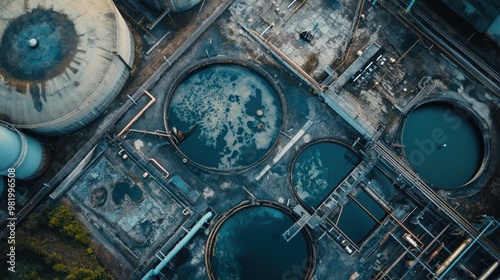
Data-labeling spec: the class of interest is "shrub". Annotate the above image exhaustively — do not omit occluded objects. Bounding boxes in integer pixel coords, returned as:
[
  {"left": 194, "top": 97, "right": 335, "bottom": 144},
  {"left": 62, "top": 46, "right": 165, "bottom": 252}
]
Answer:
[{"left": 48, "top": 206, "right": 90, "bottom": 245}]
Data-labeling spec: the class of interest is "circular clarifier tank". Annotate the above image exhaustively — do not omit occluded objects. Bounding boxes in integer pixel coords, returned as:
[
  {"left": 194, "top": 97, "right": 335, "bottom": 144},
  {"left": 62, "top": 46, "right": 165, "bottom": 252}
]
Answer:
[
  {"left": 291, "top": 140, "right": 361, "bottom": 210},
  {"left": 402, "top": 102, "right": 485, "bottom": 189},
  {"left": 165, "top": 58, "right": 283, "bottom": 172},
  {"left": 206, "top": 202, "right": 315, "bottom": 280}
]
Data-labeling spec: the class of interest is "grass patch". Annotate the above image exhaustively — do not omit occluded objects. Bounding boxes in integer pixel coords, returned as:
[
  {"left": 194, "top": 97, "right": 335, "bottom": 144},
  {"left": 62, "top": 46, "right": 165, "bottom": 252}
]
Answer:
[{"left": 1, "top": 205, "right": 112, "bottom": 280}]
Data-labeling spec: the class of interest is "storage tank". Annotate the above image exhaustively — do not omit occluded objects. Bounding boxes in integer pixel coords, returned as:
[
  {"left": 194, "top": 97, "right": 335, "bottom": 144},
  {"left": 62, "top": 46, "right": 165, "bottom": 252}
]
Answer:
[
  {"left": 139, "top": 0, "right": 203, "bottom": 13},
  {"left": 0, "top": 0, "right": 134, "bottom": 137},
  {"left": 403, "top": 233, "right": 419, "bottom": 249},
  {"left": 0, "top": 122, "right": 51, "bottom": 180}
]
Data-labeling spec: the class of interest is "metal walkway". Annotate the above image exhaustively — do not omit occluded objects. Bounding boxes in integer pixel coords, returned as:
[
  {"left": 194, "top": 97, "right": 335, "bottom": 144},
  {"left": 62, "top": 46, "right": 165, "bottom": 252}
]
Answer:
[
  {"left": 282, "top": 159, "right": 376, "bottom": 241},
  {"left": 373, "top": 141, "right": 500, "bottom": 260}
]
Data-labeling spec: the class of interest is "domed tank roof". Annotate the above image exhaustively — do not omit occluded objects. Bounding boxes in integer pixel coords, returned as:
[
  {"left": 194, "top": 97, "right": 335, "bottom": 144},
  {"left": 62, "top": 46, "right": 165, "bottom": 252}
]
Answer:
[{"left": 0, "top": 0, "right": 134, "bottom": 136}]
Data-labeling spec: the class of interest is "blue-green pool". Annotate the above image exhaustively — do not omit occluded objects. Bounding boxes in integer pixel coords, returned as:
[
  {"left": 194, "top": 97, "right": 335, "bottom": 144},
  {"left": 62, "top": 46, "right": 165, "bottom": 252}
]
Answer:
[
  {"left": 112, "top": 182, "right": 143, "bottom": 204},
  {"left": 336, "top": 191, "right": 386, "bottom": 245},
  {"left": 167, "top": 63, "right": 282, "bottom": 171},
  {"left": 402, "top": 102, "right": 483, "bottom": 188},
  {"left": 292, "top": 142, "right": 360, "bottom": 209},
  {"left": 210, "top": 206, "right": 311, "bottom": 280}
]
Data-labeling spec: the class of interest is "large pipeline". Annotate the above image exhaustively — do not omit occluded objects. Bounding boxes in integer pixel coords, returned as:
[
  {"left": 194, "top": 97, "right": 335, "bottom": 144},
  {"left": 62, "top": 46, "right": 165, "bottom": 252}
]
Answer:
[
  {"left": 117, "top": 90, "right": 156, "bottom": 138},
  {"left": 435, "top": 237, "right": 473, "bottom": 277},
  {"left": 142, "top": 212, "right": 213, "bottom": 279},
  {"left": 427, "top": 242, "right": 445, "bottom": 263},
  {"left": 477, "top": 261, "right": 498, "bottom": 280}
]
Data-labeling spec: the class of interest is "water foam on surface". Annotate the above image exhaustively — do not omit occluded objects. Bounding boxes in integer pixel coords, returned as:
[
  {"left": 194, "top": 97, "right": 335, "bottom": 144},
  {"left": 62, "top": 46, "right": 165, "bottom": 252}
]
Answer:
[
  {"left": 294, "top": 149, "right": 329, "bottom": 203},
  {"left": 169, "top": 64, "right": 282, "bottom": 170},
  {"left": 292, "top": 142, "right": 360, "bottom": 209}
]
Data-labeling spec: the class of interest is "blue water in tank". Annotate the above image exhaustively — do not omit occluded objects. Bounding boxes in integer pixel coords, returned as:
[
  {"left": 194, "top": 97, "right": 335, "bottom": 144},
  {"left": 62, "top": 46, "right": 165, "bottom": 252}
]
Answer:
[
  {"left": 402, "top": 102, "right": 483, "bottom": 188},
  {"left": 210, "top": 206, "right": 310, "bottom": 280},
  {"left": 0, "top": 125, "right": 48, "bottom": 180}
]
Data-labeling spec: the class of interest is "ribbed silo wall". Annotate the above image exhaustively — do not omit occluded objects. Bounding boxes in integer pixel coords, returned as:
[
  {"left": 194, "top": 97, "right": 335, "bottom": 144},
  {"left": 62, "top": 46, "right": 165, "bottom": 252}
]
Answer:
[
  {"left": 114, "top": 2, "right": 135, "bottom": 67},
  {"left": 17, "top": 1, "right": 134, "bottom": 137},
  {"left": 0, "top": 124, "right": 51, "bottom": 180},
  {"left": 30, "top": 56, "right": 132, "bottom": 136}
]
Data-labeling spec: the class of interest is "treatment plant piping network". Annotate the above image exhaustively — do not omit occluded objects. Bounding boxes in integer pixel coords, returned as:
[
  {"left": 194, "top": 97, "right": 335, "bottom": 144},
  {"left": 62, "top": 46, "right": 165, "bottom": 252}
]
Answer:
[
  {"left": 435, "top": 218, "right": 496, "bottom": 280},
  {"left": 142, "top": 211, "right": 213, "bottom": 280},
  {"left": 0, "top": 0, "right": 235, "bottom": 240},
  {"left": 373, "top": 141, "right": 500, "bottom": 261},
  {"left": 116, "top": 90, "right": 156, "bottom": 138}
]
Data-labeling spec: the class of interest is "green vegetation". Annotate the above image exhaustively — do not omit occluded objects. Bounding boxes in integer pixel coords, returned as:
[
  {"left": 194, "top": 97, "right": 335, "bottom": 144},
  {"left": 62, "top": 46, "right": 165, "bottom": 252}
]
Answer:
[
  {"left": 48, "top": 205, "right": 91, "bottom": 245},
  {"left": 1, "top": 205, "right": 113, "bottom": 280}
]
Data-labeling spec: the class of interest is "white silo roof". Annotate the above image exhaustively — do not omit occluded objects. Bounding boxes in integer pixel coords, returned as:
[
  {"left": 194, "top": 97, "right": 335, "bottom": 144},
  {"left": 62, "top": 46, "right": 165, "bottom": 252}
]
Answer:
[{"left": 0, "top": 0, "right": 134, "bottom": 136}]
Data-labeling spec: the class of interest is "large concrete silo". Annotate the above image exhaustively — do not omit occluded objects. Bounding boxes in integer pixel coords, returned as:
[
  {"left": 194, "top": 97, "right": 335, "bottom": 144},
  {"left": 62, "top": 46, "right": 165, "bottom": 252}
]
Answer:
[
  {"left": 0, "top": 0, "right": 134, "bottom": 137},
  {"left": 0, "top": 122, "right": 51, "bottom": 180}
]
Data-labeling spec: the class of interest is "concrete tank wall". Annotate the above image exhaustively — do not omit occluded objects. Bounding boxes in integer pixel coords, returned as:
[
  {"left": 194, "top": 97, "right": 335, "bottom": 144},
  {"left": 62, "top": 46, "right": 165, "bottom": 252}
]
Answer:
[
  {"left": 0, "top": 123, "right": 51, "bottom": 180},
  {"left": 139, "top": 0, "right": 203, "bottom": 13},
  {"left": 0, "top": 0, "right": 135, "bottom": 137},
  {"left": 169, "top": 0, "right": 203, "bottom": 12}
]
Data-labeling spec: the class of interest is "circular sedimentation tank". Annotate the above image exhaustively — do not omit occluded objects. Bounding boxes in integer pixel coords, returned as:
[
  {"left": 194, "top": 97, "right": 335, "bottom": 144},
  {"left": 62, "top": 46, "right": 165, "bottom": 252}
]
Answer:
[
  {"left": 206, "top": 201, "right": 315, "bottom": 280},
  {"left": 401, "top": 101, "right": 485, "bottom": 189},
  {"left": 138, "top": 0, "right": 203, "bottom": 13},
  {"left": 291, "top": 140, "right": 361, "bottom": 210},
  {"left": 0, "top": 0, "right": 134, "bottom": 136},
  {"left": 165, "top": 58, "right": 284, "bottom": 172}
]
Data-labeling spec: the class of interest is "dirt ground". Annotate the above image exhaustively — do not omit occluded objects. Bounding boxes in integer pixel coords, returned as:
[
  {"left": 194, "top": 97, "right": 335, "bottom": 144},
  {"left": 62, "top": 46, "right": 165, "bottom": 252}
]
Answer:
[{"left": 456, "top": 104, "right": 500, "bottom": 220}]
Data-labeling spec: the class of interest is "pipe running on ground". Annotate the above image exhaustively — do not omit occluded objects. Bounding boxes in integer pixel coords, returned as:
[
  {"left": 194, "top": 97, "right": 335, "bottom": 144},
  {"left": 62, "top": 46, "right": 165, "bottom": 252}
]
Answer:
[
  {"left": 142, "top": 212, "right": 213, "bottom": 280},
  {"left": 265, "top": 0, "right": 307, "bottom": 42},
  {"left": 117, "top": 90, "right": 156, "bottom": 138},
  {"left": 148, "top": 158, "right": 170, "bottom": 178}
]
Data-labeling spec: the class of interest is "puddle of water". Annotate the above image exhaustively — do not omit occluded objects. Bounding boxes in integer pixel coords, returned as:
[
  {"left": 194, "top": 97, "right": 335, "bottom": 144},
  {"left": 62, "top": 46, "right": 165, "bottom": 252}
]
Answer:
[{"left": 112, "top": 182, "right": 143, "bottom": 204}]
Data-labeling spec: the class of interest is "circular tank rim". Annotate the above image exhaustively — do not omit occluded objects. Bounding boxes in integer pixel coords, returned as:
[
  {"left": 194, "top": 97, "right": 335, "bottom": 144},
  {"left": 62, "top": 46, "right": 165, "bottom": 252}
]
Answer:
[
  {"left": 397, "top": 96, "right": 491, "bottom": 190},
  {"left": 164, "top": 56, "right": 287, "bottom": 174},
  {"left": 289, "top": 139, "right": 363, "bottom": 213},
  {"left": 204, "top": 200, "right": 316, "bottom": 280}
]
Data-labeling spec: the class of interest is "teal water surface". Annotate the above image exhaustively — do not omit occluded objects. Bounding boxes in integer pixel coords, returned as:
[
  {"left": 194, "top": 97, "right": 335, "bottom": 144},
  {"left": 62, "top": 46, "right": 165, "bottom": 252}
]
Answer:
[
  {"left": 336, "top": 191, "right": 385, "bottom": 245},
  {"left": 168, "top": 64, "right": 282, "bottom": 171},
  {"left": 211, "top": 206, "right": 310, "bottom": 280},
  {"left": 403, "top": 102, "right": 483, "bottom": 188},
  {"left": 292, "top": 142, "right": 360, "bottom": 209},
  {"left": 112, "top": 182, "right": 143, "bottom": 204}
]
